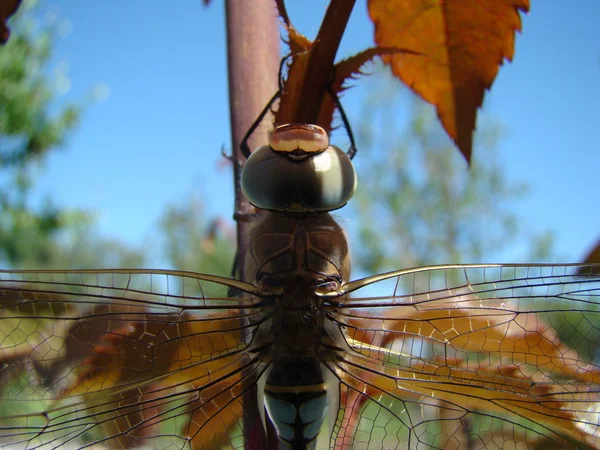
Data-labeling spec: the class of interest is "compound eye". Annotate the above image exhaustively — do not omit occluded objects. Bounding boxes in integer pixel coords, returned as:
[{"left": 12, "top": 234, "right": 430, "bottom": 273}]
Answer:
[{"left": 269, "top": 124, "right": 329, "bottom": 155}]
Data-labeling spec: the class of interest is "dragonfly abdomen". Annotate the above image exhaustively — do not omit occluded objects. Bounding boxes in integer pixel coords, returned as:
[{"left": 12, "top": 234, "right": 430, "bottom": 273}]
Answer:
[{"left": 264, "top": 359, "right": 327, "bottom": 450}]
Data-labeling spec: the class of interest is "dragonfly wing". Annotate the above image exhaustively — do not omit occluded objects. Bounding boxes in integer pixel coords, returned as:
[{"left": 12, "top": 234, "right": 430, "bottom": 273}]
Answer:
[
  {"left": 0, "top": 270, "right": 270, "bottom": 450},
  {"left": 325, "top": 263, "right": 600, "bottom": 449}
]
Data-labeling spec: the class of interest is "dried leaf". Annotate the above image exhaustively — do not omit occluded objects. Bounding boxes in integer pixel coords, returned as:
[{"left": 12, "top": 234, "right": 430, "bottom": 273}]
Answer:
[
  {"left": 335, "top": 351, "right": 597, "bottom": 447},
  {"left": 346, "top": 297, "right": 600, "bottom": 385},
  {"left": 368, "top": 0, "right": 529, "bottom": 161},
  {"left": 341, "top": 291, "right": 600, "bottom": 447},
  {"left": 60, "top": 311, "right": 248, "bottom": 448},
  {"left": 0, "top": 285, "right": 73, "bottom": 385}
]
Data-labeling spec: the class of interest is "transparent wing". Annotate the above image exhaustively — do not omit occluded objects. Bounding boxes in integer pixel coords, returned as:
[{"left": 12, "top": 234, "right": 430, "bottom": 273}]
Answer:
[
  {"left": 0, "top": 270, "right": 270, "bottom": 450},
  {"left": 325, "top": 263, "right": 600, "bottom": 450}
]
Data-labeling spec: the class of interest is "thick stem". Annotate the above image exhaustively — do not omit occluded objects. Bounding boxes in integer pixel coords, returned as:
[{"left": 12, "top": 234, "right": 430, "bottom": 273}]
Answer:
[
  {"left": 226, "top": 0, "right": 279, "bottom": 234},
  {"left": 225, "top": 1, "right": 279, "bottom": 449},
  {"left": 296, "top": 0, "right": 355, "bottom": 124}
]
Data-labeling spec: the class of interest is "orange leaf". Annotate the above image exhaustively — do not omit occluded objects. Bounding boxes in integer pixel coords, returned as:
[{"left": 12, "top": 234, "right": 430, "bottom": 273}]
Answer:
[
  {"left": 342, "top": 292, "right": 600, "bottom": 447},
  {"left": 346, "top": 298, "right": 600, "bottom": 385},
  {"left": 335, "top": 351, "right": 598, "bottom": 447},
  {"left": 368, "top": 0, "right": 529, "bottom": 161}
]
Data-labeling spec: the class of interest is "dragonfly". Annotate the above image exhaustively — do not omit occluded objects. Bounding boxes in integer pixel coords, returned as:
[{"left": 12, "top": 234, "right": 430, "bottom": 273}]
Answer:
[{"left": 0, "top": 122, "right": 600, "bottom": 450}]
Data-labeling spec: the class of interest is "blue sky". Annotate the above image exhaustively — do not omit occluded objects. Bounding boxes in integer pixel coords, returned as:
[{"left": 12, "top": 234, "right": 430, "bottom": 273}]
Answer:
[{"left": 24, "top": 1, "right": 600, "bottom": 266}]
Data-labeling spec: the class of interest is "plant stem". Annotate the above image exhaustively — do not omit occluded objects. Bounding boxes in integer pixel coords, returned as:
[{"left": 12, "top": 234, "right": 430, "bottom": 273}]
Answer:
[
  {"left": 296, "top": 0, "right": 356, "bottom": 124},
  {"left": 225, "top": 1, "right": 279, "bottom": 448}
]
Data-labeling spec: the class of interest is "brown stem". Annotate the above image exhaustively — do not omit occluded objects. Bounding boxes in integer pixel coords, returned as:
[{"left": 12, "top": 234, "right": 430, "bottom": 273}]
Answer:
[
  {"left": 226, "top": 0, "right": 280, "bottom": 235},
  {"left": 225, "top": 1, "right": 280, "bottom": 449},
  {"left": 296, "top": 0, "right": 356, "bottom": 124}
]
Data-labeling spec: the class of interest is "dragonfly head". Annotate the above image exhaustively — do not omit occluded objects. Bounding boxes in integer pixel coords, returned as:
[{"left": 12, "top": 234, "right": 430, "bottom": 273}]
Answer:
[{"left": 241, "top": 124, "right": 357, "bottom": 212}]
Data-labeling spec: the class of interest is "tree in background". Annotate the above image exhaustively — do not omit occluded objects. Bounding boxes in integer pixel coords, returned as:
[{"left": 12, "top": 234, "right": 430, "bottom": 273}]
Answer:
[
  {"left": 159, "top": 196, "right": 234, "bottom": 276},
  {"left": 351, "top": 71, "right": 554, "bottom": 277},
  {"left": 0, "top": 0, "right": 146, "bottom": 269},
  {"left": 0, "top": 0, "right": 77, "bottom": 266}
]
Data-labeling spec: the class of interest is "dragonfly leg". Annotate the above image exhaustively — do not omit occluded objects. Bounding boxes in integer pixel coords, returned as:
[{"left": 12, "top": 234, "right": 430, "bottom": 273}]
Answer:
[
  {"left": 326, "top": 84, "right": 357, "bottom": 160},
  {"left": 240, "top": 91, "right": 280, "bottom": 158},
  {"left": 240, "top": 56, "right": 289, "bottom": 158},
  {"left": 230, "top": 209, "right": 259, "bottom": 278}
]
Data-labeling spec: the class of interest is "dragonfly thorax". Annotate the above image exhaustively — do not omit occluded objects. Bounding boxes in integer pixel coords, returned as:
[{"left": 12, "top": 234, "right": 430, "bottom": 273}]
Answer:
[
  {"left": 243, "top": 212, "right": 350, "bottom": 290},
  {"left": 265, "top": 281, "right": 327, "bottom": 358},
  {"left": 241, "top": 124, "right": 357, "bottom": 212}
]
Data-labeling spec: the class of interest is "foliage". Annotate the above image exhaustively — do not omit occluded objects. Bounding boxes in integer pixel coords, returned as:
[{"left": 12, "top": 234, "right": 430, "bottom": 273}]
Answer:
[
  {"left": 0, "top": 0, "right": 84, "bottom": 267},
  {"left": 159, "top": 196, "right": 235, "bottom": 277},
  {"left": 0, "top": 206, "right": 145, "bottom": 269},
  {"left": 1, "top": 0, "right": 79, "bottom": 174},
  {"left": 0, "top": 1, "right": 147, "bottom": 270}
]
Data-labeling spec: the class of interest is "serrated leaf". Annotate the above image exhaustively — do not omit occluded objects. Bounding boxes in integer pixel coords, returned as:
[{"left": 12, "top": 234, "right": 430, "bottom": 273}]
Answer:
[{"left": 368, "top": 0, "right": 529, "bottom": 162}]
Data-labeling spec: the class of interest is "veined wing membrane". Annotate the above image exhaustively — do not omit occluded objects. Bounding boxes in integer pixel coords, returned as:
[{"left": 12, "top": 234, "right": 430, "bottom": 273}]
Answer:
[
  {"left": 2, "top": 265, "right": 600, "bottom": 449},
  {"left": 326, "top": 263, "right": 600, "bottom": 449},
  {"left": 0, "top": 269, "right": 270, "bottom": 450}
]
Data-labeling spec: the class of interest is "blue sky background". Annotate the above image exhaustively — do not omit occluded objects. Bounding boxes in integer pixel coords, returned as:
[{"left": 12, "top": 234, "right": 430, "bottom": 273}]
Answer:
[{"left": 22, "top": 1, "right": 600, "bottom": 267}]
